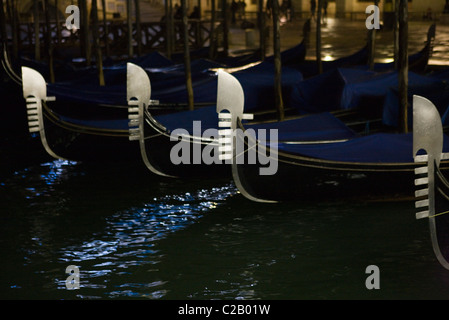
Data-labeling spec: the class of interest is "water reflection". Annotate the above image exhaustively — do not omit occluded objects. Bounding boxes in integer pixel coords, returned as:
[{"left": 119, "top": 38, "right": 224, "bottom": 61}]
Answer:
[
  {"left": 0, "top": 159, "right": 79, "bottom": 201},
  {"left": 298, "top": 19, "right": 449, "bottom": 66},
  {"left": 57, "top": 184, "right": 237, "bottom": 297},
  {"left": 3, "top": 157, "right": 449, "bottom": 299},
  {"left": 39, "top": 160, "right": 79, "bottom": 186}
]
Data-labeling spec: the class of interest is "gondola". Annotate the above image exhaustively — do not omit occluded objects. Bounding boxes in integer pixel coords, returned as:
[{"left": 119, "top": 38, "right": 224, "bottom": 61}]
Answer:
[
  {"left": 185, "top": 39, "right": 307, "bottom": 68},
  {"left": 13, "top": 50, "right": 222, "bottom": 122},
  {"left": 58, "top": 22, "right": 432, "bottom": 116},
  {"left": 19, "top": 54, "right": 304, "bottom": 162},
  {"left": 215, "top": 71, "right": 449, "bottom": 203},
  {"left": 13, "top": 26, "right": 429, "bottom": 128},
  {"left": 293, "top": 45, "right": 370, "bottom": 79},
  {"left": 126, "top": 61, "right": 367, "bottom": 178},
  {"left": 413, "top": 95, "right": 449, "bottom": 270},
  {"left": 372, "top": 23, "right": 436, "bottom": 74},
  {"left": 19, "top": 62, "right": 220, "bottom": 162},
  {"left": 18, "top": 29, "right": 436, "bottom": 164},
  {"left": 126, "top": 62, "right": 305, "bottom": 177},
  {"left": 8, "top": 39, "right": 309, "bottom": 124},
  {"left": 292, "top": 23, "right": 435, "bottom": 79},
  {"left": 127, "top": 62, "right": 225, "bottom": 177},
  {"left": 4, "top": 49, "right": 201, "bottom": 140},
  {"left": 128, "top": 57, "right": 449, "bottom": 179},
  {"left": 21, "top": 66, "right": 138, "bottom": 161}
]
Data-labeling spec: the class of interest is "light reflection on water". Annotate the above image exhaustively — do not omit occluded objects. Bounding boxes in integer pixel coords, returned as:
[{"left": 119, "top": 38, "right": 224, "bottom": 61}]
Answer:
[
  {"left": 1, "top": 159, "right": 80, "bottom": 201},
  {"left": 3, "top": 159, "right": 449, "bottom": 299},
  {"left": 4, "top": 16, "right": 449, "bottom": 296},
  {"left": 38, "top": 160, "right": 80, "bottom": 186},
  {"left": 295, "top": 19, "right": 449, "bottom": 66},
  {"left": 0, "top": 159, "right": 239, "bottom": 299},
  {"left": 56, "top": 182, "right": 237, "bottom": 298}
]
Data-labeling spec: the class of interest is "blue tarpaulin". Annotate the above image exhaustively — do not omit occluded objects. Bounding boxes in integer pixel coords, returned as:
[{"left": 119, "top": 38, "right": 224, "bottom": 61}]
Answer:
[
  {"left": 275, "top": 133, "right": 449, "bottom": 164},
  {"left": 157, "top": 108, "right": 357, "bottom": 142}
]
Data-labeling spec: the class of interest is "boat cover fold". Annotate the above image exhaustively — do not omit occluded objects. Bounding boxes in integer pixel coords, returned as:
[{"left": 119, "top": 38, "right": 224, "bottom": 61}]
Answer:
[
  {"left": 275, "top": 133, "right": 449, "bottom": 164},
  {"left": 156, "top": 107, "right": 357, "bottom": 142}
]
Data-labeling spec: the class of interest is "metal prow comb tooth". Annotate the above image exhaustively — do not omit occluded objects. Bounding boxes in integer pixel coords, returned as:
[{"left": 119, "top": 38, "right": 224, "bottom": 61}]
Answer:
[
  {"left": 128, "top": 101, "right": 140, "bottom": 140},
  {"left": 414, "top": 152, "right": 430, "bottom": 220},
  {"left": 415, "top": 177, "right": 429, "bottom": 186},
  {"left": 128, "top": 119, "right": 139, "bottom": 127},
  {"left": 25, "top": 99, "right": 41, "bottom": 132},
  {"left": 415, "top": 166, "right": 429, "bottom": 219},
  {"left": 414, "top": 166, "right": 428, "bottom": 175},
  {"left": 415, "top": 188, "right": 429, "bottom": 197},
  {"left": 415, "top": 199, "right": 429, "bottom": 208},
  {"left": 413, "top": 152, "right": 449, "bottom": 220},
  {"left": 414, "top": 154, "right": 428, "bottom": 163},
  {"left": 128, "top": 116, "right": 140, "bottom": 140},
  {"left": 218, "top": 112, "right": 233, "bottom": 161},
  {"left": 416, "top": 210, "right": 430, "bottom": 220}
]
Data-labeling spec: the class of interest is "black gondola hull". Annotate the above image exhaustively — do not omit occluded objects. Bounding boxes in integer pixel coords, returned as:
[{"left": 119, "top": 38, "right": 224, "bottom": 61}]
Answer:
[
  {"left": 139, "top": 117, "right": 230, "bottom": 178},
  {"left": 40, "top": 109, "right": 140, "bottom": 162},
  {"left": 235, "top": 150, "right": 449, "bottom": 202},
  {"left": 433, "top": 166, "right": 449, "bottom": 265}
]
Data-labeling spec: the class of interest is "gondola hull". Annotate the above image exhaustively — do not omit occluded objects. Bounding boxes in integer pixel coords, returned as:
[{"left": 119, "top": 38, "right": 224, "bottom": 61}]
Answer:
[
  {"left": 234, "top": 151, "right": 449, "bottom": 202},
  {"left": 412, "top": 95, "right": 449, "bottom": 270},
  {"left": 433, "top": 166, "right": 449, "bottom": 264},
  {"left": 22, "top": 66, "right": 140, "bottom": 162},
  {"left": 213, "top": 71, "right": 449, "bottom": 203},
  {"left": 38, "top": 111, "right": 139, "bottom": 162},
  {"left": 137, "top": 116, "right": 230, "bottom": 178}
]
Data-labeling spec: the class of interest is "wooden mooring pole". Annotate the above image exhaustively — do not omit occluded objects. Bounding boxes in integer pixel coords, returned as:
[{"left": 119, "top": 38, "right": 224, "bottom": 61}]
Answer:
[
  {"left": 44, "top": 0, "right": 55, "bottom": 82},
  {"left": 101, "top": 0, "right": 110, "bottom": 57},
  {"left": 79, "top": 0, "right": 90, "bottom": 65},
  {"left": 316, "top": 0, "right": 322, "bottom": 74},
  {"left": 0, "top": 0, "right": 7, "bottom": 54},
  {"left": 127, "top": 0, "right": 133, "bottom": 57},
  {"left": 398, "top": 0, "right": 408, "bottom": 133},
  {"left": 221, "top": 0, "right": 228, "bottom": 56},
  {"left": 272, "top": 0, "right": 284, "bottom": 121},
  {"left": 34, "top": 0, "right": 40, "bottom": 60},
  {"left": 134, "top": 0, "right": 142, "bottom": 56},
  {"left": 394, "top": 0, "right": 399, "bottom": 69},
  {"left": 55, "top": 0, "right": 61, "bottom": 44},
  {"left": 92, "top": 0, "right": 105, "bottom": 86},
  {"left": 258, "top": 0, "right": 266, "bottom": 60},
  {"left": 209, "top": 0, "right": 216, "bottom": 59},
  {"left": 9, "top": 0, "right": 18, "bottom": 59},
  {"left": 165, "top": 0, "right": 171, "bottom": 58},
  {"left": 368, "top": 0, "right": 379, "bottom": 70},
  {"left": 181, "top": 0, "right": 194, "bottom": 110},
  {"left": 169, "top": 0, "right": 175, "bottom": 55}
]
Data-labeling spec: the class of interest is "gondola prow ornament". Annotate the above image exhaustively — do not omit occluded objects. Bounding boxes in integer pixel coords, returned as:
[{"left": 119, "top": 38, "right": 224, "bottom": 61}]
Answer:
[
  {"left": 216, "top": 70, "right": 279, "bottom": 203},
  {"left": 21, "top": 67, "right": 61, "bottom": 160},
  {"left": 216, "top": 69, "right": 254, "bottom": 162},
  {"left": 413, "top": 95, "right": 449, "bottom": 270}
]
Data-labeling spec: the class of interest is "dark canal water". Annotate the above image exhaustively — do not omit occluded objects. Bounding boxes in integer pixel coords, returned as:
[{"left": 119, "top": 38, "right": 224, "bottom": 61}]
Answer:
[
  {"left": 2, "top": 18, "right": 449, "bottom": 301},
  {"left": 1, "top": 149, "right": 449, "bottom": 300}
]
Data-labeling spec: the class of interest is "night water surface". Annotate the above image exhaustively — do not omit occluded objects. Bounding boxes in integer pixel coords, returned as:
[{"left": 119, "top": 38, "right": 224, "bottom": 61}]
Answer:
[
  {"left": 2, "top": 18, "right": 449, "bottom": 301},
  {"left": 1, "top": 153, "right": 449, "bottom": 300}
]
